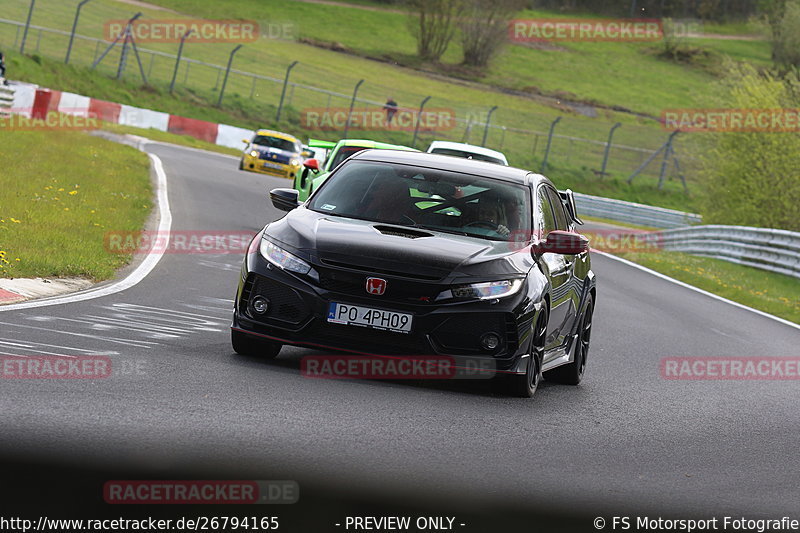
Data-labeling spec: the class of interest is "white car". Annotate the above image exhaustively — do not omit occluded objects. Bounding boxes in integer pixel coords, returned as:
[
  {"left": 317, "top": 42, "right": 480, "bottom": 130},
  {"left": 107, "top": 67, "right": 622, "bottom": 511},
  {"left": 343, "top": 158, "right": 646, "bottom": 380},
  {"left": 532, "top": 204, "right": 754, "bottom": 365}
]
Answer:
[{"left": 426, "top": 141, "right": 509, "bottom": 166}]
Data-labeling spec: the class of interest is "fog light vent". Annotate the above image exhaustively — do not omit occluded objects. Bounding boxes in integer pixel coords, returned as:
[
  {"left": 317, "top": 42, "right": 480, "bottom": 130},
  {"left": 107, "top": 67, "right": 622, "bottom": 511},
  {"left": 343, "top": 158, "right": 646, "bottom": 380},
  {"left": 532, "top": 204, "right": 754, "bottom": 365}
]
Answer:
[
  {"left": 251, "top": 296, "right": 270, "bottom": 314},
  {"left": 480, "top": 332, "right": 501, "bottom": 351}
]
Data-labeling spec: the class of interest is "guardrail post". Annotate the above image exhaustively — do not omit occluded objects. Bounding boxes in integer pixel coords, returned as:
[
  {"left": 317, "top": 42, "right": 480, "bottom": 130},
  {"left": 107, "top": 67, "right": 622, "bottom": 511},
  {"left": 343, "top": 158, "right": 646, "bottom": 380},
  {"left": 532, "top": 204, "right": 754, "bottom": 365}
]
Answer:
[
  {"left": 481, "top": 105, "right": 498, "bottom": 147},
  {"left": 170, "top": 29, "right": 193, "bottom": 94},
  {"left": 600, "top": 122, "right": 621, "bottom": 178},
  {"left": 343, "top": 79, "right": 364, "bottom": 138},
  {"left": 411, "top": 95, "right": 431, "bottom": 148},
  {"left": 276, "top": 60, "right": 298, "bottom": 123},
  {"left": 20, "top": 0, "right": 36, "bottom": 54},
  {"left": 542, "top": 116, "right": 562, "bottom": 173},
  {"left": 217, "top": 44, "right": 243, "bottom": 107},
  {"left": 66, "top": 0, "right": 92, "bottom": 64}
]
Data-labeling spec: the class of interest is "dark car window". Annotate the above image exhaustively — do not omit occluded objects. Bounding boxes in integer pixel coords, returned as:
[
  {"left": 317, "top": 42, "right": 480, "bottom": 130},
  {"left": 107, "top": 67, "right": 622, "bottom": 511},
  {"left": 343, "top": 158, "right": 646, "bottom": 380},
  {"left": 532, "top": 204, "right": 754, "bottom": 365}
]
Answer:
[
  {"left": 308, "top": 161, "right": 531, "bottom": 241},
  {"left": 545, "top": 187, "right": 569, "bottom": 230},
  {"left": 329, "top": 146, "right": 369, "bottom": 170},
  {"left": 252, "top": 135, "right": 298, "bottom": 152},
  {"left": 536, "top": 188, "right": 557, "bottom": 239}
]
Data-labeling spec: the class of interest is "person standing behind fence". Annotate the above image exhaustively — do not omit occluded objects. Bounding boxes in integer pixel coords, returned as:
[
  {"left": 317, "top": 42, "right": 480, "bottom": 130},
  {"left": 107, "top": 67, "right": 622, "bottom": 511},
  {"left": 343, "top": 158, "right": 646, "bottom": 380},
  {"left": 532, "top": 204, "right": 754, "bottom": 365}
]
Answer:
[
  {"left": 0, "top": 51, "right": 7, "bottom": 83},
  {"left": 384, "top": 97, "right": 398, "bottom": 126}
]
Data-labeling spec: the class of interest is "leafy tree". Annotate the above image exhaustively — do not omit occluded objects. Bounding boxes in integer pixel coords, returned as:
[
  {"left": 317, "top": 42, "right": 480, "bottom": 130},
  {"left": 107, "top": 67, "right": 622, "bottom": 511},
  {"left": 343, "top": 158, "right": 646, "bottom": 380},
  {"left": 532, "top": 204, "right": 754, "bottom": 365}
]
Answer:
[
  {"left": 407, "top": 0, "right": 463, "bottom": 61},
  {"left": 459, "top": 0, "right": 523, "bottom": 68},
  {"left": 696, "top": 61, "right": 800, "bottom": 231}
]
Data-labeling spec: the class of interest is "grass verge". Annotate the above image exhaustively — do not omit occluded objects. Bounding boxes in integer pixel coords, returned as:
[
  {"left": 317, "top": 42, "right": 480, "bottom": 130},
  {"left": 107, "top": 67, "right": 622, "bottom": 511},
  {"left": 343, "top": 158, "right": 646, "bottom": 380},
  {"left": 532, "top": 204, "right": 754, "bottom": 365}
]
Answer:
[
  {"left": 615, "top": 250, "right": 800, "bottom": 324},
  {"left": 0, "top": 129, "right": 151, "bottom": 280}
]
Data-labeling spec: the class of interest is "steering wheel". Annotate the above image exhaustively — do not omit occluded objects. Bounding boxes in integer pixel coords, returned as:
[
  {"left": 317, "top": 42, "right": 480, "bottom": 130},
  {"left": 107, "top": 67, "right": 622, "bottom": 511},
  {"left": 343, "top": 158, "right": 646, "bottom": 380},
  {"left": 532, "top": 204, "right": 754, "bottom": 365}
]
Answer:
[{"left": 463, "top": 220, "right": 502, "bottom": 231}]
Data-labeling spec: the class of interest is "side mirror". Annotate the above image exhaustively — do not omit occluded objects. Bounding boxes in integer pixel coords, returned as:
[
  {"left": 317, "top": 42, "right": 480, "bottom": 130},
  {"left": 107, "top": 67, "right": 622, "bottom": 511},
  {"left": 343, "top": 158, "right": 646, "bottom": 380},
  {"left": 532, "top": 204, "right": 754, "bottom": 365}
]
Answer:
[
  {"left": 301, "top": 150, "right": 313, "bottom": 158},
  {"left": 242, "top": 139, "right": 250, "bottom": 144},
  {"left": 303, "top": 158, "right": 320, "bottom": 172},
  {"left": 532, "top": 230, "right": 589, "bottom": 255},
  {"left": 270, "top": 188, "right": 300, "bottom": 212}
]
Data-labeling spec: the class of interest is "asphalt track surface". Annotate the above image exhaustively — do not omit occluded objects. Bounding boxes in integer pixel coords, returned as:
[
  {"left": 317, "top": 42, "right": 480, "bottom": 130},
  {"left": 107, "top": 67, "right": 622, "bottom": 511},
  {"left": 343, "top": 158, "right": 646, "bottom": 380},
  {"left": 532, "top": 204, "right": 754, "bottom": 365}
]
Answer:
[{"left": 1, "top": 142, "right": 798, "bottom": 530}]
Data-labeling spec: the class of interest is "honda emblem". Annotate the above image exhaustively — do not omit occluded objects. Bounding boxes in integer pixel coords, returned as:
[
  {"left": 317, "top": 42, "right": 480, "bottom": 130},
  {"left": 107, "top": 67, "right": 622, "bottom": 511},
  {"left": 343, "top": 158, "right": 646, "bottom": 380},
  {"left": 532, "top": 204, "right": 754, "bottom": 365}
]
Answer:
[{"left": 365, "top": 277, "right": 387, "bottom": 295}]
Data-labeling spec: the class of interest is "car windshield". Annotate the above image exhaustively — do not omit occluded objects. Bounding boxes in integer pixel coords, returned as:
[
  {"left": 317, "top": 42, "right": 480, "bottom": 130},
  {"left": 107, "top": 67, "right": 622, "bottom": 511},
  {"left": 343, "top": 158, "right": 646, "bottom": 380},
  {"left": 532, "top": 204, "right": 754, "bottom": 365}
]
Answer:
[
  {"left": 329, "top": 145, "right": 369, "bottom": 170},
  {"left": 252, "top": 135, "right": 298, "bottom": 152},
  {"left": 308, "top": 161, "right": 530, "bottom": 241},
  {"left": 429, "top": 148, "right": 505, "bottom": 165}
]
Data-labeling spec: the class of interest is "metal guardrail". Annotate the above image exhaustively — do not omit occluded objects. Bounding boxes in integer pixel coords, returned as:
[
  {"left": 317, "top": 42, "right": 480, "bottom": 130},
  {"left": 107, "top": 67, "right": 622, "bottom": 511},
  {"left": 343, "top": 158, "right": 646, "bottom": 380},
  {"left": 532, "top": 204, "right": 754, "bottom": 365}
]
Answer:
[
  {"left": 655, "top": 225, "right": 800, "bottom": 279},
  {"left": 573, "top": 192, "right": 702, "bottom": 229},
  {"left": 574, "top": 194, "right": 799, "bottom": 277}
]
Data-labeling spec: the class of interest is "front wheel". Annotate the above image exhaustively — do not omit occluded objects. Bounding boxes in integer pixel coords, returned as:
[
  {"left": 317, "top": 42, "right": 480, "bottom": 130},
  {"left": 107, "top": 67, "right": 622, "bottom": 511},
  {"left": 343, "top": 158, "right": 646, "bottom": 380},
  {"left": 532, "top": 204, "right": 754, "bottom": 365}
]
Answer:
[
  {"left": 496, "top": 310, "right": 547, "bottom": 398},
  {"left": 231, "top": 329, "right": 281, "bottom": 359},
  {"left": 238, "top": 158, "right": 245, "bottom": 170},
  {"left": 545, "top": 295, "right": 593, "bottom": 385}
]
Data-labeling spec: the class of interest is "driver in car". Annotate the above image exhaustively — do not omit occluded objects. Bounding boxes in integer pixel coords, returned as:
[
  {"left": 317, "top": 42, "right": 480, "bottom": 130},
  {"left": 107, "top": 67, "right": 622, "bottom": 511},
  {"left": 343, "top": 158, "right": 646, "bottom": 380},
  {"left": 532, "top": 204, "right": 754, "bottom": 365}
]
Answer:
[{"left": 465, "top": 190, "right": 521, "bottom": 238}]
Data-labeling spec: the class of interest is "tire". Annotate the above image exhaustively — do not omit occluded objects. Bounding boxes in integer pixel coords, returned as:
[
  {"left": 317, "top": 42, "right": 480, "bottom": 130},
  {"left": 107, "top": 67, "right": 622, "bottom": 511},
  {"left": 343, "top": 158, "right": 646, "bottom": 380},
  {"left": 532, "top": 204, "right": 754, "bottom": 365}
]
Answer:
[
  {"left": 545, "top": 295, "right": 593, "bottom": 385},
  {"left": 495, "top": 310, "right": 547, "bottom": 398},
  {"left": 238, "top": 158, "right": 244, "bottom": 170},
  {"left": 231, "top": 329, "right": 281, "bottom": 359}
]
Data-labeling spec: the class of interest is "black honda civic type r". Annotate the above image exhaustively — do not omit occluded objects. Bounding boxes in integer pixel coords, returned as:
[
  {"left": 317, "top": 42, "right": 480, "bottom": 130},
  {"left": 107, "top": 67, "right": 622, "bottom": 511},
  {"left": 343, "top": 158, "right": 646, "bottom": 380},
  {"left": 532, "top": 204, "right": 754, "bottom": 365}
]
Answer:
[{"left": 231, "top": 150, "right": 596, "bottom": 398}]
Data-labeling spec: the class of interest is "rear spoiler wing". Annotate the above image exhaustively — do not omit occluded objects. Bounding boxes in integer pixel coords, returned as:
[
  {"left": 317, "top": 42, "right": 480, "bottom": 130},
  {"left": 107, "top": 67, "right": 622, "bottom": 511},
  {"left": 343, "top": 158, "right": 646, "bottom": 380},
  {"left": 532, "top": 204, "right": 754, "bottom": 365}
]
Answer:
[
  {"left": 307, "top": 139, "right": 336, "bottom": 149},
  {"left": 558, "top": 189, "right": 584, "bottom": 225}
]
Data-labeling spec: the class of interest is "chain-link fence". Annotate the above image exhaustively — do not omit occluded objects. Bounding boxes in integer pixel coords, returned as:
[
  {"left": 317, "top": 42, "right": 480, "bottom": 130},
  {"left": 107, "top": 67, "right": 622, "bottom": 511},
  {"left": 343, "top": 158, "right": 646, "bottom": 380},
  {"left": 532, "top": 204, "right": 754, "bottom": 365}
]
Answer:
[{"left": 0, "top": 6, "right": 696, "bottom": 194}]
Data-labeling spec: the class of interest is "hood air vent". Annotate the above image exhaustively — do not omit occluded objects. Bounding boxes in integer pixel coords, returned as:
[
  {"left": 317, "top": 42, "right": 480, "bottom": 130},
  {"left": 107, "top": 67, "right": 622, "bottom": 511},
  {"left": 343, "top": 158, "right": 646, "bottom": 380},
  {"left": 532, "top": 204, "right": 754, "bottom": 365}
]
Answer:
[{"left": 373, "top": 225, "right": 433, "bottom": 239}]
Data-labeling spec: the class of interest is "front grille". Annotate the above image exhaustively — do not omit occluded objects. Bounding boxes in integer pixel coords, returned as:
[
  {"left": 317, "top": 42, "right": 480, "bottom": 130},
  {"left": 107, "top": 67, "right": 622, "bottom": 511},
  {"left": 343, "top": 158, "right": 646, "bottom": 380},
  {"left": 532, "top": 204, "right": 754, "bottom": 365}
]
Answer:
[
  {"left": 320, "top": 259, "right": 442, "bottom": 281},
  {"left": 431, "top": 313, "right": 518, "bottom": 354},
  {"left": 258, "top": 151, "right": 291, "bottom": 164},
  {"left": 317, "top": 267, "right": 440, "bottom": 303},
  {"left": 241, "top": 274, "right": 310, "bottom": 325}
]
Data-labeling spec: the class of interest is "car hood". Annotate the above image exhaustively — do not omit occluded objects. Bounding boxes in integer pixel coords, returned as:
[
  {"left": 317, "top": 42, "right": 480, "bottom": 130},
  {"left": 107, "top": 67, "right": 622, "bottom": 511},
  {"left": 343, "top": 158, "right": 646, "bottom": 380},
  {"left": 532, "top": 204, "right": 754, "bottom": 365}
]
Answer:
[
  {"left": 249, "top": 145, "right": 296, "bottom": 157},
  {"left": 266, "top": 208, "right": 531, "bottom": 281}
]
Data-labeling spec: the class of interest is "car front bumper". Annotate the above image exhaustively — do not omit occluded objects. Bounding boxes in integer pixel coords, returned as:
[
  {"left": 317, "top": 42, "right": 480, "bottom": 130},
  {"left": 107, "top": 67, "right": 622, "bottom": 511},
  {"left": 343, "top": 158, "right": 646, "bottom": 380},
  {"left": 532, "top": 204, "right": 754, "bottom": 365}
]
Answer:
[
  {"left": 241, "top": 155, "right": 300, "bottom": 179},
  {"left": 232, "top": 254, "right": 538, "bottom": 377}
]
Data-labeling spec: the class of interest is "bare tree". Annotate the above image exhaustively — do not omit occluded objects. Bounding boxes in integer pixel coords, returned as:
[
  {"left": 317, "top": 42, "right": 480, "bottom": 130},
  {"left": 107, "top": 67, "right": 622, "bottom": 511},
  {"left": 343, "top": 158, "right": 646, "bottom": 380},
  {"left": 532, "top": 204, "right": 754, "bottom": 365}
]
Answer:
[
  {"left": 407, "top": 0, "right": 463, "bottom": 61},
  {"left": 459, "top": 0, "right": 523, "bottom": 68}
]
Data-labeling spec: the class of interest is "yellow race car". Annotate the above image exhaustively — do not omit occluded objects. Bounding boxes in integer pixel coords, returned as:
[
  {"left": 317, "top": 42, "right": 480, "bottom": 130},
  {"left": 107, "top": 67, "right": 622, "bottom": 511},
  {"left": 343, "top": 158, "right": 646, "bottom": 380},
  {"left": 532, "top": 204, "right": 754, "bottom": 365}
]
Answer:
[{"left": 239, "top": 130, "right": 310, "bottom": 179}]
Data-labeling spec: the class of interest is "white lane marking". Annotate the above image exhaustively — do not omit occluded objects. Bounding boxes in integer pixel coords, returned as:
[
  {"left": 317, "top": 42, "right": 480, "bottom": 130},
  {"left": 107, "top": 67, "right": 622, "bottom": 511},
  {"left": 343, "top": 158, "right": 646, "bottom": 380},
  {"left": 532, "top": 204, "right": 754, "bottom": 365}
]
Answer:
[
  {"left": 596, "top": 251, "right": 800, "bottom": 331},
  {"left": 198, "top": 259, "right": 240, "bottom": 272},
  {"left": 0, "top": 152, "right": 172, "bottom": 312},
  {"left": 0, "top": 321, "right": 158, "bottom": 348},
  {"left": 0, "top": 339, "right": 118, "bottom": 355},
  {"left": 0, "top": 344, "right": 78, "bottom": 357}
]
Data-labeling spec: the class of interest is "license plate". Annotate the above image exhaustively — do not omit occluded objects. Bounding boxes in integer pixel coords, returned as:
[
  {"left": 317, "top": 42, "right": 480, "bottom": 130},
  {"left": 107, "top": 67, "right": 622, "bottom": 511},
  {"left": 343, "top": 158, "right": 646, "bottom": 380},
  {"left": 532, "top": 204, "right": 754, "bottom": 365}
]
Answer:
[
  {"left": 262, "top": 161, "right": 283, "bottom": 170},
  {"left": 327, "top": 303, "right": 412, "bottom": 333}
]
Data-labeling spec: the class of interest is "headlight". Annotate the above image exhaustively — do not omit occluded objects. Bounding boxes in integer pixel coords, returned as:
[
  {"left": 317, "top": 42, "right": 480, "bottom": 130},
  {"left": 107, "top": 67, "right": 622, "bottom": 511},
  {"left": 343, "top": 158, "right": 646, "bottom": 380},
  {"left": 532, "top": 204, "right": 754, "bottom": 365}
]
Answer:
[
  {"left": 259, "top": 239, "right": 311, "bottom": 274},
  {"left": 250, "top": 150, "right": 259, "bottom": 157},
  {"left": 436, "top": 279, "right": 523, "bottom": 301},
  {"left": 290, "top": 157, "right": 302, "bottom": 166}
]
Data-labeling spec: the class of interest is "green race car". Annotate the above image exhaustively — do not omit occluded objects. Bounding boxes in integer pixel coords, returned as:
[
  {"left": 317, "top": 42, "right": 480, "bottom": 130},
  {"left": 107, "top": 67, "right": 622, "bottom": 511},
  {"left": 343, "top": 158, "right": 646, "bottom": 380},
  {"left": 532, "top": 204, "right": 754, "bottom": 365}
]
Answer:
[{"left": 293, "top": 139, "right": 417, "bottom": 201}]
